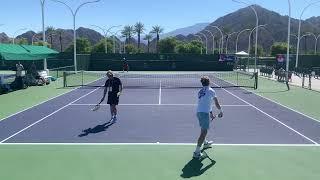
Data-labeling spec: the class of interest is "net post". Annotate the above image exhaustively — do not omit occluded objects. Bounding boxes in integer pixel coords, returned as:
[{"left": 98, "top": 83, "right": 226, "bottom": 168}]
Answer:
[
  {"left": 236, "top": 71, "right": 239, "bottom": 86},
  {"left": 63, "top": 71, "right": 66, "bottom": 87},
  {"left": 302, "top": 73, "right": 305, "bottom": 88},
  {"left": 254, "top": 72, "right": 258, "bottom": 89},
  {"left": 81, "top": 70, "right": 84, "bottom": 86},
  {"left": 308, "top": 73, "right": 311, "bottom": 90}
]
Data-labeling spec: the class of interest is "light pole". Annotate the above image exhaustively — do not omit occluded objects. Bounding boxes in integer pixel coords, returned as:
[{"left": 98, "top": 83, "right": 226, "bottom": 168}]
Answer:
[
  {"left": 40, "top": 0, "right": 48, "bottom": 70},
  {"left": 286, "top": 0, "right": 291, "bottom": 83},
  {"left": 226, "top": 32, "right": 237, "bottom": 54},
  {"left": 198, "top": 32, "right": 208, "bottom": 54},
  {"left": 298, "top": 33, "right": 315, "bottom": 54},
  {"left": 316, "top": 34, "right": 320, "bottom": 54},
  {"left": 12, "top": 28, "right": 27, "bottom": 44},
  {"left": 106, "top": 25, "right": 122, "bottom": 53},
  {"left": 194, "top": 35, "right": 204, "bottom": 54},
  {"left": 290, "top": 34, "right": 298, "bottom": 40},
  {"left": 91, "top": 25, "right": 108, "bottom": 53},
  {"left": 295, "top": 0, "right": 320, "bottom": 68},
  {"left": 51, "top": 0, "right": 100, "bottom": 72},
  {"left": 305, "top": 32, "right": 317, "bottom": 54},
  {"left": 236, "top": 28, "right": 251, "bottom": 53},
  {"left": 248, "top": 24, "right": 266, "bottom": 72},
  {"left": 290, "top": 34, "right": 299, "bottom": 47},
  {"left": 32, "top": 33, "right": 40, "bottom": 45},
  {"left": 208, "top": 25, "right": 224, "bottom": 54},
  {"left": 232, "top": 0, "right": 259, "bottom": 73},
  {"left": 0, "top": 24, "right": 4, "bottom": 43},
  {"left": 204, "top": 30, "right": 215, "bottom": 54},
  {"left": 111, "top": 30, "right": 122, "bottom": 54},
  {"left": 91, "top": 25, "right": 121, "bottom": 53}
]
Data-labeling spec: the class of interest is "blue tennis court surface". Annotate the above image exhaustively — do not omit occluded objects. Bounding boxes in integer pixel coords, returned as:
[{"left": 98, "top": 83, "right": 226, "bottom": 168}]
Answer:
[{"left": 0, "top": 79, "right": 319, "bottom": 145}]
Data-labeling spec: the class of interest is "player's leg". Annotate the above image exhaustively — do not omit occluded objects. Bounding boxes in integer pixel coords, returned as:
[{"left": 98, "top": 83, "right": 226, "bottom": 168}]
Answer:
[
  {"left": 107, "top": 93, "right": 114, "bottom": 122},
  {"left": 194, "top": 129, "right": 207, "bottom": 158},
  {"left": 110, "top": 93, "right": 120, "bottom": 123},
  {"left": 194, "top": 112, "right": 209, "bottom": 158},
  {"left": 109, "top": 105, "right": 114, "bottom": 121}
]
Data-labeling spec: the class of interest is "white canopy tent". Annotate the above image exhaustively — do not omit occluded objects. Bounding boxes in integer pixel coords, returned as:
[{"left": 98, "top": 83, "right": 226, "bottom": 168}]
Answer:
[{"left": 235, "top": 51, "right": 249, "bottom": 56}]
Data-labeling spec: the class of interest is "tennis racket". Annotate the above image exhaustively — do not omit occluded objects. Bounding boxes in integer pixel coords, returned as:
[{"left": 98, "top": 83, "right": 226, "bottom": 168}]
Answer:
[{"left": 91, "top": 104, "right": 101, "bottom": 111}]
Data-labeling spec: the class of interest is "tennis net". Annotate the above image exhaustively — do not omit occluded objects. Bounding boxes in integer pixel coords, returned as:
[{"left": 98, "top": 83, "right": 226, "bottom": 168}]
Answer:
[
  {"left": 63, "top": 71, "right": 258, "bottom": 89},
  {"left": 49, "top": 65, "right": 75, "bottom": 79}
]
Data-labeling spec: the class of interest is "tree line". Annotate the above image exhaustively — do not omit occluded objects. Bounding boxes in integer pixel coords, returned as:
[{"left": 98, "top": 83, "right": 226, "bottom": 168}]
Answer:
[{"left": 13, "top": 23, "right": 317, "bottom": 56}]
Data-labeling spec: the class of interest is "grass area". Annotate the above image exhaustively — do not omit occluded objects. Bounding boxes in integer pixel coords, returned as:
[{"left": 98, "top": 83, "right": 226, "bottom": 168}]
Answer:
[
  {"left": 253, "top": 77, "right": 320, "bottom": 121},
  {"left": 0, "top": 78, "right": 70, "bottom": 120},
  {"left": 0, "top": 70, "right": 17, "bottom": 74},
  {"left": 0, "top": 145, "right": 318, "bottom": 180}
]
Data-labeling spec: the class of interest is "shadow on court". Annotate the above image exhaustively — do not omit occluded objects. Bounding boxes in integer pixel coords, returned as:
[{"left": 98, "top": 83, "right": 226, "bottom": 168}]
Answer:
[
  {"left": 180, "top": 156, "right": 216, "bottom": 178},
  {"left": 78, "top": 122, "right": 114, "bottom": 137}
]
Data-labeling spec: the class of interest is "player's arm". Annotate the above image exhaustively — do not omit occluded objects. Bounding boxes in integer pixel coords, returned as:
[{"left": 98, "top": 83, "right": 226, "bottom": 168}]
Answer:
[
  {"left": 214, "top": 97, "right": 223, "bottom": 118},
  {"left": 99, "top": 86, "right": 108, "bottom": 104},
  {"left": 117, "top": 80, "right": 123, "bottom": 97}
]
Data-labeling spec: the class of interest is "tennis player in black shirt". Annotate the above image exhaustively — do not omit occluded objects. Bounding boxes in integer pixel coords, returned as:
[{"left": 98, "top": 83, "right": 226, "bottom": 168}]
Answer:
[{"left": 98, "top": 70, "right": 122, "bottom": 123}]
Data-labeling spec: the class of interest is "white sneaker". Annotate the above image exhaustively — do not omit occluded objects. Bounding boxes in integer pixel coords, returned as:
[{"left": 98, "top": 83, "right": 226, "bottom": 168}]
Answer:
[
  {"left": 110, "top": 116, "right": 117, "bottom": 124},
  {"left": 193, "top": 151, "right": 203, "bottom": 159},
  {"left": 203, "top": 141, "right": 213, "bottom": 149}
]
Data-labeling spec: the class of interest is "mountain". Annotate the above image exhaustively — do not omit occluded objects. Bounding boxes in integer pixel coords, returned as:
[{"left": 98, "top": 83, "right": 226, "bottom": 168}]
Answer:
[
  {"left": 15, "top": 27, "right": 104, "bottom": 52},
  {"left": 161, "top": 23, "right": 209, "bottom": 39},
  {"left": 16, "top": 31, "right": 36, "bottom": 43},
  {"left": 3, "top": 5, "right": 320, "bottom": 54},
  {"left": 306, "top": 16, "right": 320, "bottom": 29},
  {"left": 192, "top": 5, "right": 320, "bottom": 55},
  {"left": 0, "top": 33, "right": 10, "bottom": 43}
]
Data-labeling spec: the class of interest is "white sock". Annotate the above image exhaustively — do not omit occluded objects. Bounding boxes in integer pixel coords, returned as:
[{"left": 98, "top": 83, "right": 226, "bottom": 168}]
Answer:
[{"left": 195, "top": 146, "right": 201, "bottom": 153}]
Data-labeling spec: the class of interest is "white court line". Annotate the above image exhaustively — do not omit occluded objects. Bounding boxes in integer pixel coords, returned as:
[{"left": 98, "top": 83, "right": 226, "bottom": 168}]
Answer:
[
  {"left": 245, "top": 88, "right": 320, "bottom": 123},
  {"left": 217, "top": 74, "right": 320, "bottom": 123},
  {"left": 159, "top": 80, "right": 162, "bottom": 105},
  {"left": 0, "top": 143, "right": 318, "bottom": 147},
  {"left": 69, "top": 103, "right": 251, "bottom": 107},
  {"left": 0, "top": 87, "right": 102, "bottom": 143},
  {"left": 213, "top": 82, "right": 319, "bottom": 145},
  {"left": 0, "top": 77, "right": 105, "bottom": 122}
]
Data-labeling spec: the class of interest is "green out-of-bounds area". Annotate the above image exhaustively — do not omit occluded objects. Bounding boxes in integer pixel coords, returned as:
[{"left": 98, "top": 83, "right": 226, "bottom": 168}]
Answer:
[
  {"left": 0, "top": 78, "right": 70, "bottom": 120},
  {"left": 251, "top": 77, "right": 320, "bottom": 121},
  {"left": 0, "top": 145, "right": 319, "bottom": 180}
]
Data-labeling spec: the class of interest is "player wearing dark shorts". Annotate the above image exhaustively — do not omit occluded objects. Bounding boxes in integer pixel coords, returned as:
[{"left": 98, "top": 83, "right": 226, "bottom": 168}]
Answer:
[{"left": 99, "top": 70, "right": 123, "bottom": 123}]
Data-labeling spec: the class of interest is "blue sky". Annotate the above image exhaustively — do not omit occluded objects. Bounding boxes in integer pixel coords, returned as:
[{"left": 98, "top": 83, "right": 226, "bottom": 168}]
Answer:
[{"left": 0, "top": 0, "right": 320, "bottom": 36}]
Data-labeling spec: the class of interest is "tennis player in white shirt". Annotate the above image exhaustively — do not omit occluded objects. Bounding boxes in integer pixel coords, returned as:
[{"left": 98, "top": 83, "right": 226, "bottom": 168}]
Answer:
[{"left": 193, "top": 76, "right": 223, "bottom": 159}]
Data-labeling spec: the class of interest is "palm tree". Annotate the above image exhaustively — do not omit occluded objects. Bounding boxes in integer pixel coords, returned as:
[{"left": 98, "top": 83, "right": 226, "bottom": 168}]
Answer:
[
  {"left": 151, "top": 25, "right": 164, "bottom": 53},
  {"left": 134, "top": 22, "right": 145, "bottom": 49},
  {"left": 144, "top": 33, "right": 153, "bottom": 53},
  {"left": 46, "top": 26, "right": 55, "bottom": 48},
  {"left": 121, "top": 25, "right": 135, "bottom": 44},
  {"left": 57, "top": 29, "right": 63, "bottom": 52}
]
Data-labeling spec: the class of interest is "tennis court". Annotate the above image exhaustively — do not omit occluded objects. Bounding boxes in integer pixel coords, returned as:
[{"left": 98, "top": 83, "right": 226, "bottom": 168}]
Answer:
[
  {"left": 0, "top": 71, "right": 319, "bottom": 179},
  {"left": 0, "top": 71, "right": 319, "bottom": 144}
]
